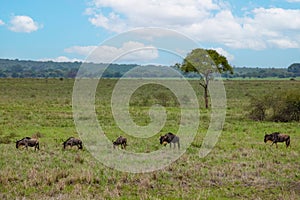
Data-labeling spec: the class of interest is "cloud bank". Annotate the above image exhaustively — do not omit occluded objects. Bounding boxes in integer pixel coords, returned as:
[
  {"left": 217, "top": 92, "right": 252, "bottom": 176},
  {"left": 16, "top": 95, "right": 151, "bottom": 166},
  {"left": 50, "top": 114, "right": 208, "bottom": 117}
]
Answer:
[
  {"left": 85, "top": 0, "right": 300, "bottom": 50},
  {"left": 65, "top": 41, "right": 159, "bottom": 63}
]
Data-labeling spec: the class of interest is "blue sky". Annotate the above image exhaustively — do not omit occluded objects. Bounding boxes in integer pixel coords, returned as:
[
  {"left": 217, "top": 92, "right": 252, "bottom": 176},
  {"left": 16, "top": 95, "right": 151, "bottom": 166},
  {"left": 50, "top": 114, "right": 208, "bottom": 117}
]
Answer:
[{"left": 1, "top": 0, "right": 300, "bottom": 68}]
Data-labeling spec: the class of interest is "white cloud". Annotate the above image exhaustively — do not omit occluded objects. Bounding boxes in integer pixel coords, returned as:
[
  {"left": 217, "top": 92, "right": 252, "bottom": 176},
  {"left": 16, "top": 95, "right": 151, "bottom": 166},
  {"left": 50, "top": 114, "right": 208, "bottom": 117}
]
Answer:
[
  {"left": 250, "top": 8, "right": 300, "bottom": 31},
  {"left": 0, "top": 19, "right": 5, "bottom": 26},
  {"left": 212, "top": 48, "right": 234, "bottom": 62},
  {"left": 86, "top": 0, "right": 219, "bottom": 30},
  {"left": 64, "top": 45, "right": 97, "bottom": 56},
  {"left": 39, "top": 56, "right": 82, "bottom": 63},
  {"left": 267, "top": 38, "right": 299, "bottom": 48},
  {"left": 9, "top": 15, "right": 41, "bottom": 33},
  {"left": 67, "top": 41, "right": 159, "bottom": 63},
  {"left": 89, "top": 12, "right": 127, "bottom": 33},
  {"left": 286, "top": 0, "right": 300, "bottom": 2},
  {"left": 85, "top": 0, "right": 300, "bottom": 50}
]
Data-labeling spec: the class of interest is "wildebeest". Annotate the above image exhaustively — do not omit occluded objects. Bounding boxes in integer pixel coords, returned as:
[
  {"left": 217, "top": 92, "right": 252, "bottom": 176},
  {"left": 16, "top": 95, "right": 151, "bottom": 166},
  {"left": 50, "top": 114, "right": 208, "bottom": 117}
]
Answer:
[
  {"left": 160, "top": 132, "right": 180, "bottom": 149},
  {"left": 264, "top": 132, "right": 290, "bottom": 148},
  {"left": 113, "top": 136, "right": 127, "bottom": 149},
  {"left": 16, "top": 137, "right": 39, "bottom": 151},
  {"left": 63, "top": 137, "right": 83, "bottom": 150}
]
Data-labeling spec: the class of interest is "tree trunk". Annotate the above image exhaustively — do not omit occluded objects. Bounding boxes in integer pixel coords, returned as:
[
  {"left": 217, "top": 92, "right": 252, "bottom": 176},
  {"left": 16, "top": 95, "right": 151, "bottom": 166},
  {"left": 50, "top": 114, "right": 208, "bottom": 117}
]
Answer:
[
  {"left": 200, "top": 74, "right": 210, "bottom": 109},
  {"left": 204, "top": 85, "right": 209, "bottom": 109},
  {"left": 199, "top": 80, "right": 209, "bottom": 109}
]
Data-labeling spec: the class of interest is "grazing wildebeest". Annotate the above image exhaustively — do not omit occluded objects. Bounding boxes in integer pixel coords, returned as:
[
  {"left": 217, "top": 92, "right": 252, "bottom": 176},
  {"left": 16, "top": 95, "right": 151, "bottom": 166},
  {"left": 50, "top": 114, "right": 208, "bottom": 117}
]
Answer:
[
  {"left": 113, "top": 136, "right": 127, "bottom": 149},
  {"left": 160, "top": 132, "right": 180, "bottom": 149},
  {"left": 63, "top": 137, "right": 83, "bottom": 150},
  {"left": 264, "top": 132, "right": 290, "bottom": 148},
  {"left": 16, "top": 137, "right": 39, "bottom": 150}
]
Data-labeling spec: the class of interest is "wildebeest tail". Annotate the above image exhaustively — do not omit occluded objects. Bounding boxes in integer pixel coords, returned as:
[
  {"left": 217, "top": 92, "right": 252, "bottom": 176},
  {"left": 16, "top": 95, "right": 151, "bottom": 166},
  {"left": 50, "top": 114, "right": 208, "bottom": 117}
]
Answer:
[{"left": 286, "top": 136, "right": 291, "bottom": 148}]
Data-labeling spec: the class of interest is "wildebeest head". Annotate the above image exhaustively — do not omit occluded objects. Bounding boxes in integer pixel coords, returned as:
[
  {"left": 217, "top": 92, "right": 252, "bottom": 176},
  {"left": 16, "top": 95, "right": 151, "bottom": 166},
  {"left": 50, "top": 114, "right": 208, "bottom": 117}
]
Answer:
[
  {"left": 264, "top": 132, "right": 280, "bottom": 143},
  {"left": 16, "top": 137, "right": 32, "bottom": 148},
  {"left": 264, "top": 134, "right": 273, "bottom": 143},
  {"left": 160, "top": 132, "right": 175, "bottom": 144},
  {"left": 159, "top": 135, "right": 168, "bottom": 146}
]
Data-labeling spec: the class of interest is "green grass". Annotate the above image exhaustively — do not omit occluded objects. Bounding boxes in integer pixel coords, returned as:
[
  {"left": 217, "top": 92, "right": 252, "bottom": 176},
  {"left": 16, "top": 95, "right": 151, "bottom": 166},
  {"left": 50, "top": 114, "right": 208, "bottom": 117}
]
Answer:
[{"left": 0, "top": 78, "right": 299, "bottom": 199}]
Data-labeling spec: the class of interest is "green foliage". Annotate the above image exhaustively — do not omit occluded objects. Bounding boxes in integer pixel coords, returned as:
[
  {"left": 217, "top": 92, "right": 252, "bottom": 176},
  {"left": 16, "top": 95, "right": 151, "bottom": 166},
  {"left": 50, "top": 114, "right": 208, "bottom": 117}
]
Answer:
[
  {"left": 206, "top": 49, "right": 233, "bottom": 74},
  {"left": 181, "top": 48, "right": 233, "bottom": 74},
  {"left": 248, "top": 89, "right": 300, "bottom": 122}
]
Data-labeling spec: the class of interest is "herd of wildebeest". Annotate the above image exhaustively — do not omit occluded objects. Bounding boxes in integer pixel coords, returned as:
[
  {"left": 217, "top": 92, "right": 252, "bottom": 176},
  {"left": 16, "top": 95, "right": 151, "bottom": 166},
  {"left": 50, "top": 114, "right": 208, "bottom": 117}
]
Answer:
[{"left": 15, "top": 131, "right": 290, "bottom": 151}]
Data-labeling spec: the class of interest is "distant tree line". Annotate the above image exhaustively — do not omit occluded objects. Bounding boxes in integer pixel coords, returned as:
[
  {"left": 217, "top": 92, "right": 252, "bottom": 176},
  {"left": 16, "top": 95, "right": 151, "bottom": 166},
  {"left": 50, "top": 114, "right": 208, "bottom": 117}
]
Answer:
[
  {"left": 222, "top": 63, "right": 300, "bottom": 79},
  {"left": 0, "top": 59, "right": 137, "bottom": 78},
  {"left": 0, "top": 58, "right": 299, "bottom": 78}
]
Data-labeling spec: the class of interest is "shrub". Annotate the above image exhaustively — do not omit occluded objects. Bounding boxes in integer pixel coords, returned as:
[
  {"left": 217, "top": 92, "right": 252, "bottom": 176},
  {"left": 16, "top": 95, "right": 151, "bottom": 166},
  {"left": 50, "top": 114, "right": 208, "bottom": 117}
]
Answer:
[{"left": 248, "top": 89, "right": 300, "bottom": 122}]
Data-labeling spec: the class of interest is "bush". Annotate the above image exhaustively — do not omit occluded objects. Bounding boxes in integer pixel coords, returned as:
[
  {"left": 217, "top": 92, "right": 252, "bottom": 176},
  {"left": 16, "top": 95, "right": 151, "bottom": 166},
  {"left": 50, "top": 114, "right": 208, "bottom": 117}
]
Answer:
[{"left": 248, "top": 89, "right": 300, "bottom": 122}]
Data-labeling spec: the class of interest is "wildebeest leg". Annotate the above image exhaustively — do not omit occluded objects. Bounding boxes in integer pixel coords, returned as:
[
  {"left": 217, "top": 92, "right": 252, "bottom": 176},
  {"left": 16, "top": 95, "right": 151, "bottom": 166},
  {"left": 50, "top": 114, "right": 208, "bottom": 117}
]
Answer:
[
  {"left": 286, "top": 140, "right": 290, "bottom": 148},
  {"left": 35, "top": 143, "right": 39, "bottom": 151},
  {"left": 271, "top": 141, "right": 276, "bottom": 147},
  {"left": 178, "top": 142, "right": 180, "bottom": 149},
  {"left": 286, "top": 137, "right": 290, "bottom": 148}
]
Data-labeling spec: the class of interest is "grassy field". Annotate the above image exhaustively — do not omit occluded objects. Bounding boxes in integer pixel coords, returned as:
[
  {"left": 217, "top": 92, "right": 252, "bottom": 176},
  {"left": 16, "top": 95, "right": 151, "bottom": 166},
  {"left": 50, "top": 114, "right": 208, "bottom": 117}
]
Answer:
[{"left": 0, "top": 78, "right": 299, "bottom": 200}]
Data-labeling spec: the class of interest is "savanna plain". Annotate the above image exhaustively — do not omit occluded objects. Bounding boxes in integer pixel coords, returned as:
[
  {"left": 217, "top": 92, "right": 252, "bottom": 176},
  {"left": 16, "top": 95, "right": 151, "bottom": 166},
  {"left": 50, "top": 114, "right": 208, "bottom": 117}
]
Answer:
[{"left": 0, "top": 78, "right": 299, "bottom": 200}]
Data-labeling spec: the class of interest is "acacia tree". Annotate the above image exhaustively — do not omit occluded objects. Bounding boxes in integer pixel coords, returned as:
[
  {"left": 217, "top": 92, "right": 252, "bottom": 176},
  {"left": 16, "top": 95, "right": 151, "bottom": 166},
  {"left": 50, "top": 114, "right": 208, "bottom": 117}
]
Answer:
[{"left": 180, "top": 48, "right": 233, "bottom": 108}]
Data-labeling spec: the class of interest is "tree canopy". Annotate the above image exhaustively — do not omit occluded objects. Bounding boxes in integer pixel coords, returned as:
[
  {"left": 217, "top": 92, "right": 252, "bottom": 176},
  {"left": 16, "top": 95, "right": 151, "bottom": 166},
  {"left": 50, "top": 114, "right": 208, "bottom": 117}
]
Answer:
[
  {"left": 288, "top": 63, "right": 300, "bottom": 76},
  {"left": 181, "top": 49, "right": 233, "bottom": 74}
]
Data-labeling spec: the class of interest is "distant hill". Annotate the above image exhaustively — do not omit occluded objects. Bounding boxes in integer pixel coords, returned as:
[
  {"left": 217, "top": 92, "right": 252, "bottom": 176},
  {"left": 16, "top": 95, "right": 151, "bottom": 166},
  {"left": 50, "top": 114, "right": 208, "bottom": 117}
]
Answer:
[{"left": 0, "top": 58, "right": 299, "bottom": 78}]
